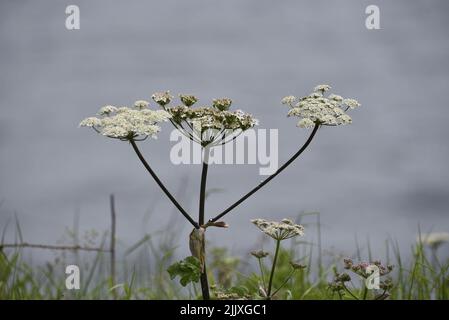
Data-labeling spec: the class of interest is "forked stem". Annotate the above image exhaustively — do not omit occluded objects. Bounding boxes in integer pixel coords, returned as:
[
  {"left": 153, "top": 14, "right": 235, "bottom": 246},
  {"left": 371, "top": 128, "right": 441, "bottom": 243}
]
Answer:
[
  {"left": 210, "top": 124, "right": 320, "bottom": 223},
  {"left": 129, "top": 139, "right": 199, "bottom": 229}
]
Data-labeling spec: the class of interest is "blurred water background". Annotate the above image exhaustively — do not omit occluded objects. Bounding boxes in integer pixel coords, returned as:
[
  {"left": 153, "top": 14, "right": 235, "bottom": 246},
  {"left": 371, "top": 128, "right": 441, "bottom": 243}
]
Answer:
[{"left": 1, "top": 0, "right": 449, "bottom": 263}]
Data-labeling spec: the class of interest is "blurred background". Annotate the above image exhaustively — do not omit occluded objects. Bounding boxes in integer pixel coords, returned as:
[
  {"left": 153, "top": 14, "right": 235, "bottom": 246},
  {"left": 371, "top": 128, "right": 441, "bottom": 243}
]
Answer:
[{"left": 1, "top": 0, "right": 449, "bottom": 263}]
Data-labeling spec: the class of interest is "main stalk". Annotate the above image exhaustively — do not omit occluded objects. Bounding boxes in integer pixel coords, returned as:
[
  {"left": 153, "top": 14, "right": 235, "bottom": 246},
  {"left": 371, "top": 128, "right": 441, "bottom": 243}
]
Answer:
[{"left": 198, "top": 148, "right": 210, "bottom": 299}]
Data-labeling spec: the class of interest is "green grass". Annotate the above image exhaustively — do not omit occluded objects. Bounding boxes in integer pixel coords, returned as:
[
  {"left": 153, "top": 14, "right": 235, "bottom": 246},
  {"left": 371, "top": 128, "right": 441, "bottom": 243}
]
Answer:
[{"left": 0, "top": 213, "right": 448, "bottom": 300}]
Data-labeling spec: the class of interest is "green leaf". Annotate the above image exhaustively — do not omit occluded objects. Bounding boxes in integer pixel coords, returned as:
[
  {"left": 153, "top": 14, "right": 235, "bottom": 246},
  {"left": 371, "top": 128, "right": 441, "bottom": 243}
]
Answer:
[{"left": 167, "top": 256, "right": 201, "bottom": 287}]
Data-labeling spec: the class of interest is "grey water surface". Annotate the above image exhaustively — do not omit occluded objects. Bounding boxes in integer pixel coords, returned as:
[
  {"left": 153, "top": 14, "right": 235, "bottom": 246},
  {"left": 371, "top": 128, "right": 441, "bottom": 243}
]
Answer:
[{"left": 1, "top": 0, "right": 449, "bottom": 262}]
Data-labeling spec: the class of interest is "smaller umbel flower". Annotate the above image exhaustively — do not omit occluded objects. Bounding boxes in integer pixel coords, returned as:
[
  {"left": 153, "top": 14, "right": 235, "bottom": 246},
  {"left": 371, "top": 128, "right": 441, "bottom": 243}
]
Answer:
[
  {"left": 282, "top": 84, "right": 360, "bottom": 128},
  {"left": 313, "top": 84, "right": 331, "bottom": 93},
  {"left": 251, "top": 218, "right": 304, "bottom": 241},
  {"left": 212, "top": 98, "right": 232, "bottom": 111},
  {"left": 79, "top": 101, "right": 171, "bottom": 141},
  {"left": 281, "top": 95, "right": 296, "bottom": 106},
  {"left": 290, "top": 262, "right": 307, "bottom": 270},
  {"left": 98, "top": 105, "right": 118, "bottom": 115},
  {"left": 251, "top": 250, "right": 270, "bottom": 259},
  {"left": 179, "top": 94, "right": 198, "bottom": 107},
  {"left": 152, "top": 91, "right": 173, "bottom": 106}
]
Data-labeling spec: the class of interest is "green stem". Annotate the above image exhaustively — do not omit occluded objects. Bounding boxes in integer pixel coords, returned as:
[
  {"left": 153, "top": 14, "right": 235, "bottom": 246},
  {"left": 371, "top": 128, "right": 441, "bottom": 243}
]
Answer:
[
  {"left": 362, "top": 285, "right": 368, "bottom": 300},
  {"left": 342, "top": 283, "right": 359, "bottom": 300},
  {"left": 271, "top": 269, "right": 296, "bottom": 296},
  {"left": 258, "top": 258, "right": 267, "bottom": 292},
  {"left": 267, "top": 239, "right": 281, "bottom": 298}
]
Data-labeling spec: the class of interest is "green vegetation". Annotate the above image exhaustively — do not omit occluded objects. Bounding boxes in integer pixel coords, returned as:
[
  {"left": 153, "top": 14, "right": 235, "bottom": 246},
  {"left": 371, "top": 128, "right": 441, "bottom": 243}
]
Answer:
[{"left": 1, "top": 212, "right": 448, "bottom": 300}]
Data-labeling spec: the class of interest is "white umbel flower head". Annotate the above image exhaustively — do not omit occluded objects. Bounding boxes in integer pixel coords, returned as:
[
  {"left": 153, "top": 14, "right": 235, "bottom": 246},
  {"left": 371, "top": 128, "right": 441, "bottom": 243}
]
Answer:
[
  {"left": 343, "top": 98, "right": 361, "bottom": 109},
  {"left": 281, "top": 95, "right": 296, "bottom": 106},
  {"left": 212, "top": 98, "right": 233, "bottom": 111},
  {"left": 152, "top": 91, "right": 173, "bottom": 106},
  {"left": 179, "top": 94, "right": 198, "bottom": 107},
  {"left": 282, "top": 84, "right": 360, "bottom": 128},
  {"left": 80, "top": 103, "right": 171, "bottom": 141},
  {"left": 251, "top": 218, "right": 304, "bottom": 241}
]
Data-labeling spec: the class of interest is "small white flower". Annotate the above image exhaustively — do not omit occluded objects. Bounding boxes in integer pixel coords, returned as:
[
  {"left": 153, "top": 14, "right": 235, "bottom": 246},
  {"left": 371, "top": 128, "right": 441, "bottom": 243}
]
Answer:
[
  {"left": 251, "top": 218, "right": 304, "bottom": 241},
  {"left": 179, "top": 94, "right": 198, "bottom": 107},
  {"left": 212, "top": 98, "right": 232, "bottom": 111},
  {"left": 297, "top": 118, "right": 315, "bottom": 128},
  {"left": 343, "top": 98, "right": 360, "bottom": 109},
  {"left": 142, "top": 109, "right": 172, "bottom": 122},
  {"left": 328, "top": 94, "right": 343, "bottom": 102},
  {"left": 152, "top": 91, "right": 173, "bottom": 106},
  {"left": 337, "top": 114, "right": 352, "bottom": 124},
  {"left": 309, "top": 92, "right": 322, "bottom": 98},
  {"left": 134, "top": 100, "right": 150, "bottom": 110},
  {"left": 281, "top": 95, "right": 296, "bottom": 105},
  {"left": 313, "top": 84, "right": 331, "bottom": 93},
  {"left": 115, "top": 107, "right": 129, "bottom": 114},
  {"left": 98, "top": 105, "right": 118, "bottom": 115},
  {"left": 101, "top": 126, "right": 129, "bottom": 138},
  {"left": 287, "top": 108, "right": 302, "bottom": 117},
  {"left": 79, "top": 117, "right": 102, "bottom": 127},
  {"left": 320, "top": 114, "right": 337, "bottom": 125},
  {"left": 333, "top": 107, "right": 345, "bottom": 116}
]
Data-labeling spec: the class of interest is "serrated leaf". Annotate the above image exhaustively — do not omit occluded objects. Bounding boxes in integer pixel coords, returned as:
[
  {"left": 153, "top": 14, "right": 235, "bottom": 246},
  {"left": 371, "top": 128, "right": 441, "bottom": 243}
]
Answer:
[{"left": 167, "top": 256, "right": 201, "bottom": 287}]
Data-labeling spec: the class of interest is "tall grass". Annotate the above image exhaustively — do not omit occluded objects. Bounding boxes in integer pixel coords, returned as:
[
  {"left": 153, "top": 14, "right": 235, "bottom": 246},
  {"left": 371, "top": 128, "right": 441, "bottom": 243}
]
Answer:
[{"left": 0, "top": 210, "right": 448, "bottom": 300}]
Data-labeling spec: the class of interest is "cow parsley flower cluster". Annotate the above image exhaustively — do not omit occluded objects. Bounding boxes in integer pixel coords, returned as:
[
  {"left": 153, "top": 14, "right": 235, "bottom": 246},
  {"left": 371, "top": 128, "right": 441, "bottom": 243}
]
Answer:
[
  {"left": 251, "top": 250, "right": 270, "bottom": 259},
  {"left": 281, "top": 84, "right": 360, "bottom": 128},
  {"left": 251, "top": 218, "right": 304, "bottom": 241},
  {"left": 151, "top": 92, "right": 258, "bottom": 147},
  {"left": 79, "top": 101, "right": 171, "bottom": 141}
]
